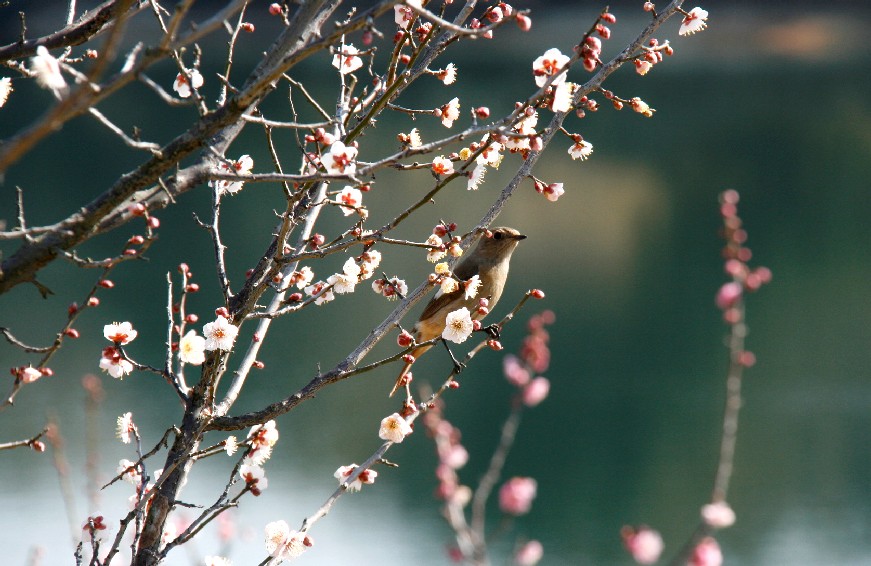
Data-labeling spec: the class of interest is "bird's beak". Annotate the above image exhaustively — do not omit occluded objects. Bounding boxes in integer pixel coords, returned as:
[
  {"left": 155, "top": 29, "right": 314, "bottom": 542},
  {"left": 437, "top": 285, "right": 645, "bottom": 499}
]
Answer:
[{"left": 515, "top": 234, "right": 527, "bottom": 240}]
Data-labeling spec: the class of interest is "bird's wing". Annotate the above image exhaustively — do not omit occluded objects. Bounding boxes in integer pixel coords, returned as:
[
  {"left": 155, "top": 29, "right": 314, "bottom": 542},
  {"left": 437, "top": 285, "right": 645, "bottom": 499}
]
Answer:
[{"left": 418, "top": 286, "right": 465, "bottom": 328}]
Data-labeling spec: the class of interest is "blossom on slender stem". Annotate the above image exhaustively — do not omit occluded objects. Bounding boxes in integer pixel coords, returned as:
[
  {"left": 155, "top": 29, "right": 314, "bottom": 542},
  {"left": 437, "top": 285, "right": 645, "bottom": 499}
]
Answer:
[
  {"left": 436, "top": 63, "right": 458, "bottom": 85},
  {"left": 394, "top": 3, "right": 415, "bottom": 28},
  {"left": 117, "top": 459, "right": 141, "bottom": 485},
  {"left": 334, "top": 186, "right": 362, "bottom": 216},
  {"left": 334, "top": 464, "right": 378, "bottom": 492},
  {"left": 203, "top": 316, "right": 238, "bottom": 351},
  {"left": 379, "top": 412, "right": 413, "bottom": 443},
  {"left": 679, "top": 7, "right": 709, "bottom": 36},
  {"left": 438, "top": 97, "right": 461, "bottom": 128},
  {"left": 18, "top": 366, "right": 43, "bottom": 384},
  {"left": 289, "top": 266, "right": 314, "bottom": 289},
  {"left": 264, "top": 520, "right": 310, "bottom": 560},
  {"left": 568, "top": 140, "right": 594, "bottom": 161},
  {"left": 100, "top": 347, "right": 133, "bottom": 379},
  {"left": 432, "top": 155, "right": 455, "bottom": 176},
  {"left": 532, "top": 47, "right": 570, "bottom": 87},
  {"left": 323, "top": 141, "right": 358, "bottom": 175},
  {"left": 442, "top": 307, "right": 474, "bottom": 343},
  {"left": 240, "top": 464, "right": 268, "bottom": 494},
  {"left": 467, "top": 164, "right": 487, "bottom": 190},
  {"left": 31, "top": 46, "right": 66, "bottom": 91},
  {"left": 173, "top": 69, "right": 203, "bottom": 98},
  {"left": 551, "top": 81, "right": 574, "bottom": 112},
  {"left": 304, "top": 281, "right": 335, "bottom": 305},
  {"left": 426, "top": 234, "right": 447, "bottom": 263},
  {"left": 210, "top": 155, "right": 253, "bottom": 195},
  {"left": 178, "top": 330, "right": 206, "bottom": 365},
  {"left": 332, "top": 43, "right": 363, "bottom": 74},
  {"left": 104, "top": 322, "right": 138, "bottom": 345},
  {"left": 116, "top": 412, "right": 135, "bottom": 444}
]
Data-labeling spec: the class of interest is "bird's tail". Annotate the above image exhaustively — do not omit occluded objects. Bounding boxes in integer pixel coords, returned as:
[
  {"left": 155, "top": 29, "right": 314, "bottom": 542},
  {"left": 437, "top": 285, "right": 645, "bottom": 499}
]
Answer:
[{"left": 389, "top": 343, "right": 432, "bottom": 397}]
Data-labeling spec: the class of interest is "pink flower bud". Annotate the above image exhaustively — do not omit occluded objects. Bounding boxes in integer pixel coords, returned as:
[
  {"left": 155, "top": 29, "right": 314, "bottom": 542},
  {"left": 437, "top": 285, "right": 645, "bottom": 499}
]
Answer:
[
  {"left": 621, "top": 526, "right": 664, "bottom": 565},
  {"left": 515, "top": 14, "right": 532, "bottom": 31},
  {"left": 498, "top": 477, "right": 537, "bottom": 515},
  {"left": 690, "top": 537, "right": 723, "bottom": 566},
  {"left": 514, "top": 540, "right": 544, "bottom": 566},
  {"left": 146, "top": 216, "right": 160, "bottom": 229},
  {"left": 503, "top": 355, "right": 531, "bottom": 387},
  {"left": 522, "top": 377, "right": 550, "bottom": 406},
  {"left": 268, "top": 3, "right": 282, "bottom": 15},
  {"left": 715, "top": 282, "right": 743, "bottom": 310}
]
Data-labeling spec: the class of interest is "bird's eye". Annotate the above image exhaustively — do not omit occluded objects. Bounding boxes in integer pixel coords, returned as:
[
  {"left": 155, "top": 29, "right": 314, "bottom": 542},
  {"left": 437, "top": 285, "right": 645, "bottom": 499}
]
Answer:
[{"left": 493, "top": 231, "right": 503, "bottom": 240}]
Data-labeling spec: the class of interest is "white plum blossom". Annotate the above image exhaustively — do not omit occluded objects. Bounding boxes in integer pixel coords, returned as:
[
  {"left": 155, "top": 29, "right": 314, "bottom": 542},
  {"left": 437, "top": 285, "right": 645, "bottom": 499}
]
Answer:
[
  {"left": 426, "top": 234, "right": 447, "bottom": 262},
  {"left": 467, "top": 163, "right": 487, "bottom": 190},
  {"left": 358, "top": 249, "right": 382, "bottom": 280},
  {"left": 328, "top": 272, "right": 356, "bottom": 294},
  {"left": 406, "top": 128, "right": 422, "bottom": 147},
  {"left": 464, "top": 275, "right": 481, "bottom": 300},
  {"left": 304, "top": 281, "right": 335, "bottom": 305},
  {"left": 551, "top": 81, "right": 574, "bottom": 113},
  {"left": 178, "top": 330, "right": 206, "bottom": 365},
  {"left": 437, "top": 63, "right": 458, "bottom": 85},
  {"left": 431, "top": 155, "right": 454, "bottom": 176},
  {"left": 442, "top": 307, "right": 474, "bottom": 343},
  {"left": 203, "top": 316, "right": 238, "bottom": 351},
  {"left": 290, "top": 266, "right": 314, "bottom": 289},
  {"left": 239, "top": 464, "right": 268, "bottom": 492},
  {"left": 328, "top": 257, "right": 361, "bottom": 294},
  {"left": 568, "top": 140, "right": 594, "bottom": 160},
  {"left": 104, "top": 321, "right": 138, "bottom": 345},
  {"left": 224, "top": 436, "right": 238, "bottom": 456},
  {"left": 334, "top": 463, "right": 378, "bottom": 492},
  {"left": 679, "top": 7, "right": 709, "bottom": 36},
  {"left": 117, "top": 459, "right": 141, "bottom": 485},
  {"left": 264, "top": 520, "right": 310, "bottom": 560},
  {"left": 372, "top": 276, "right": 407, "bottom": 300},
  {"left": 116, "top": 412, "right": 135, "bottom": 444},
  {"left": 532, "top": 47, "right": 570, "bottom": 87},
  {"left": 19, "top": 366, "right": 42, "bottom": 384},
  {"left": 334, "top": 185, "right": 363, "bottom": 216},
  {"left": 210, "top": 154, "right": 253, "bottom": 195},
  {"left": 172, "top": 69, "right": 203, "bottom": 98},
  {"left": 379, "top": 412, "right": 413, "bottom": 443},
  {"left": 439, "top": 97, "right": 461, "bottom": 128},
  {"left": 31, "top": 46, "right": 66, "bottom": 91},
  {"left": 543, "top": 182, "right": 565, "bottom": 202},
  {"left": 323, "top": 141, "right": 358, "bottom": 175},
  {"left": 440, "top": 277, "right": 459, "bottom": 295},
  {"left": 0, "top": 77, "right": 12, "bottom": 107},
  {"left": 100, "top": 347, "right": 133, "bottom": 379},
  {"left": 476, "top": 139, "right": 503, "bottom": 167},
  {"left": 332, "top": 43, "right": 363, "bottom": 74},
  {"left": 394, "top": 3, "right": 415, "bottom": 28}
]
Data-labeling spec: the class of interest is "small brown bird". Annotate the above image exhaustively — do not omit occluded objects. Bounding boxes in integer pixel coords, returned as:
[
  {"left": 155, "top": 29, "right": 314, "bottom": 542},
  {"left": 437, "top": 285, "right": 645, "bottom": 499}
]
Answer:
[{"left": 390, "top": 227, "right": 527, "bottom": 397}]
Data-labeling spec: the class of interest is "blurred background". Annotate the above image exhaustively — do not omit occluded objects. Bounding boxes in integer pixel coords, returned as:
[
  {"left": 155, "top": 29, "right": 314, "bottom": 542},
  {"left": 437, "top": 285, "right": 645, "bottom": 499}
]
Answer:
[{"left": 1, "top": 1, "right": 870, "bottom": 564}]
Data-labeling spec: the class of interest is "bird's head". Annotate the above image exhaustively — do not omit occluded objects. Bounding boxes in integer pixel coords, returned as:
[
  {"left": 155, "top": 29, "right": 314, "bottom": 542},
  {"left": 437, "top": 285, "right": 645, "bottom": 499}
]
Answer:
[{"left": 475, "top": 226, "right": 527, "bottom": 261}]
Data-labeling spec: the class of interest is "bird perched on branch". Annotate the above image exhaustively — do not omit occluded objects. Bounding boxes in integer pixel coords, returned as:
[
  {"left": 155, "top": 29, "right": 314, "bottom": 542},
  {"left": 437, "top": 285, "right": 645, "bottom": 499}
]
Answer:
[{"left": 390, "top": 227, "right": 526, "bottom": 397}]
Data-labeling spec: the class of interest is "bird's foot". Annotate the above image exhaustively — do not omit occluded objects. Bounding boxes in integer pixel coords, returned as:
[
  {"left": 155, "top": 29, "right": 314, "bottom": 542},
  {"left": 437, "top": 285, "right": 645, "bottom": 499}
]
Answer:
[{"left": 480, "top": 323, "right": 501, "bottom": 339}]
